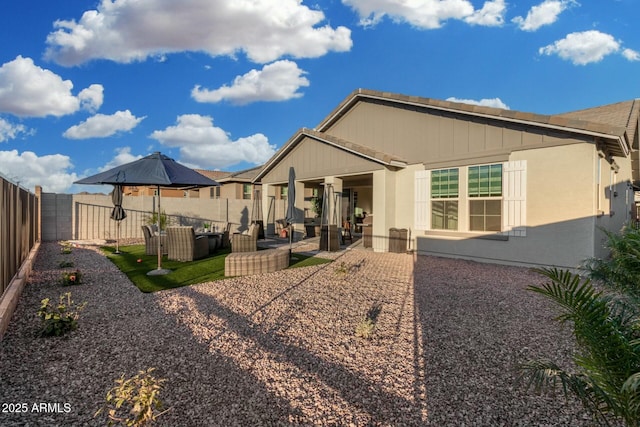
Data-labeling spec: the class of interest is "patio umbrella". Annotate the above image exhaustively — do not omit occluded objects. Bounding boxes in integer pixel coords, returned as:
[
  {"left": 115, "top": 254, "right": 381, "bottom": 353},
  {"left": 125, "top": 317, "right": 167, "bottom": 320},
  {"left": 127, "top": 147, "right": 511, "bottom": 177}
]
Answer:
[
  {"left": 285, "top": 167, "right": 296, "bottom": 257},
  {"left": 75, "top": 152, "right": 219, "bottom": 275},
  {"left": 110, "top": 184, "right": 127, "bottom": 254}
]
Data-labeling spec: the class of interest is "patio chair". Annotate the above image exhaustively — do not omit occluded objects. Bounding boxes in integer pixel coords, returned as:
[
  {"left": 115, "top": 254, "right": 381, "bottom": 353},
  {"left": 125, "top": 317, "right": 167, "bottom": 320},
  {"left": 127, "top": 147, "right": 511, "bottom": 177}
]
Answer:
[
  {"left": 231, "top": 223, "right": 259, "bottom": 252},
  {"left": 166, "top": 226, "right": 209, "bottom": 261},
  {"left": 275, "top": 219, "right": 287, "bottom": 238},
  {"left": 141, "top": 225, "right": 167, "bottom": 256}
]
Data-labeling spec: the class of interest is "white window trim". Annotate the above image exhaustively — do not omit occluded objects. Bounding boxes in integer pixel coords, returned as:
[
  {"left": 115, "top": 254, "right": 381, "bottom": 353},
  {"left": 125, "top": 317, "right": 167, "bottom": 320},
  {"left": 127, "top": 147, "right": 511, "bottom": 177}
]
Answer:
[
  {"left": 502, "top": 160, "right": 527, "bottom": 237},
  {"left": 414, "top": 170, "right": 430, "bottom": 230},
  {"left": 415, "top": 160, "right": 527, "bottom": 237}
]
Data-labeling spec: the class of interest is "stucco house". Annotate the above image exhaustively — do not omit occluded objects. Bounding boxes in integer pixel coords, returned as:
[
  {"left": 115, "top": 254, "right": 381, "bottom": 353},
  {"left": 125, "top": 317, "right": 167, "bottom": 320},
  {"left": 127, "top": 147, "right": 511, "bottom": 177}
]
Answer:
[
  {"left": 255, "top": 89, "right": 639, "bottom": 268},
  {"left": 121, "top": 167, "right": 262, "bottom": 201}
]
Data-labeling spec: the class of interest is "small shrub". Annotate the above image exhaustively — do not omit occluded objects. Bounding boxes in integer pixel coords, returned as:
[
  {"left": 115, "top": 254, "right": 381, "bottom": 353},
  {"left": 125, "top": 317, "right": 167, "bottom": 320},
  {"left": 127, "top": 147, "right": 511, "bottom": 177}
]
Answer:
[
  {"left": 95, "top": 368, "right": 168, "bottom": 426},
  {"left": 145, "top": 211, "right": 169, "bottom": 231},
  {"left": 355, "top": 302, "right": 382, "bottom": 339},
  {"left": 355, "top": 317, "right": 376, "bottom": 339},
  {"left": 335, "top": 261, "right": 348, "bottom": 275},
  {"left": 58, "top": 260, "right": 75, "bottom": 268},
  {"left": 60, "top": 242, "right": 73, "bottom": 254},
  {"left": 60, "top": 269, "right": 82, "bottom": 286},
  {"left": 37, "top": 292, "right": 86, "bottom": 337}
]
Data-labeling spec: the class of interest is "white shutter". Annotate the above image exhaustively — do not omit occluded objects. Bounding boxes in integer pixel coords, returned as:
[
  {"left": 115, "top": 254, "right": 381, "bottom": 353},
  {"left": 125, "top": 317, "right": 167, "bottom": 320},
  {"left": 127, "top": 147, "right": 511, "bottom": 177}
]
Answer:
[
  {"left": 503, "top": 160, "right": 527, "bottom": 237},
  {"left": 415, "top": 170, "right": 430, "bottom": 230}
]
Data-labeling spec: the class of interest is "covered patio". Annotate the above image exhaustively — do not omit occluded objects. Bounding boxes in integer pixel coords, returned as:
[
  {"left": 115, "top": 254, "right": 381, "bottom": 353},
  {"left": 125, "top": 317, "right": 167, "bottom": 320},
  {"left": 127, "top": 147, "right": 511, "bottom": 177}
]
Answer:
[{"left": 256, "top": 129, "right": 415, "bottom": 253}]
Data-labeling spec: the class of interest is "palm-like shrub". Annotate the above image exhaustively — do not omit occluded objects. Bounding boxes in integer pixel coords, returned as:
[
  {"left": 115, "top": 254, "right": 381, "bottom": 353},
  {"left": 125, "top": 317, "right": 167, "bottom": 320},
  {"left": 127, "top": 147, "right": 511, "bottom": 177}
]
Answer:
[
  {"left": 584, "top": 226, "right": 640, "bottom": 305},
  {"left": 521, "top": 226, "right": 640, "bottom": 426}
]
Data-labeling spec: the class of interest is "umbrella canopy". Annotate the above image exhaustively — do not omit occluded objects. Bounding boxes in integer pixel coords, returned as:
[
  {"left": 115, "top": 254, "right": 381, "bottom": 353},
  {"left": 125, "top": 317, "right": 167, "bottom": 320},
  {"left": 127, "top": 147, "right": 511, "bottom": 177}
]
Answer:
[
  {"left": 285, "top": 167, "right": 296, "bottom": 256},
  {"left": 285, "top": 167, "right": 296, "bottom": 225},
  {"left": 110, "top": 185, "right": 127, "bottom": 254},
  {"left": 110, "top": 185, "right": 127, "bottom": 221},
  {"left": 75, "top": 152, "right": 217, "bottom": 188},
  {"left": 75, "top": 152, "right": 219, "bottom": 274}
]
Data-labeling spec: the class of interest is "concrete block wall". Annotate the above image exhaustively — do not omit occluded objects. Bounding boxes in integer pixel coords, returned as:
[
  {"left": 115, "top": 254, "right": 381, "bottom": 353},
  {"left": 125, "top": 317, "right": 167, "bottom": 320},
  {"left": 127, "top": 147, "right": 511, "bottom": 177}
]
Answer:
[{"left": 40, "top": 192, "right": 265, "bottom": 242}]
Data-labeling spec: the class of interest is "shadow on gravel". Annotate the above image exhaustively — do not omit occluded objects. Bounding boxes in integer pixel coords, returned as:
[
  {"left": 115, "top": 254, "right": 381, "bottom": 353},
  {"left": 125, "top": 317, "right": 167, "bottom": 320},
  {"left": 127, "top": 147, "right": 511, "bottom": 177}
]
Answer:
[
  {"left": 170, "top": 256, "right": 425, "bottom": 425},
  {"left": 411, "top": 254, "right": 593, "bottom": 426},
  {"left": 0, "top": 243, "right": 303, "bottom": 427}
]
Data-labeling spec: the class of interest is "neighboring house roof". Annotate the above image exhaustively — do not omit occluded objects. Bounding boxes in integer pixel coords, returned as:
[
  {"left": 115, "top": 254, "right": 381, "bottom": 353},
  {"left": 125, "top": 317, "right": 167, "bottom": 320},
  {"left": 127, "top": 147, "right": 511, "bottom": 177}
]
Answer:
[
  {"left": 254, "top": 128, "right": 407, "bottom": 182},
  {"left": 315, "top": 89, "right": 633, "bottom": 157},
  {"left": 217, "top": 165, "right": 262, "bottom": 183},
  {"left": 194, "top": 169, "right": 232, "bottom": 181}
]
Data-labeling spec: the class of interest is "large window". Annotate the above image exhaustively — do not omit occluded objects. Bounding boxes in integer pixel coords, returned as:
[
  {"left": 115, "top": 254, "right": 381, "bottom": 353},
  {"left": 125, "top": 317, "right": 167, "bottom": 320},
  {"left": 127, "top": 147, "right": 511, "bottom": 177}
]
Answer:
[
  {"left": 431, "top": 168, "right": 458, "bottom": 230},
  {"left": 468, "top": 164, "right": 502, "bottom": 231}
]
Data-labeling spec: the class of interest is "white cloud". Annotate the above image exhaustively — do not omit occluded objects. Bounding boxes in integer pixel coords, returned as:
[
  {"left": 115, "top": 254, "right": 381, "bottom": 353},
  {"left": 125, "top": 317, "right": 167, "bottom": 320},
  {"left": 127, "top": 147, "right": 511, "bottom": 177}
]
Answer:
[
  {"left": 44, "top": 0, "right": 352, "bottom": 66},
  {"left": 512, "top": 0, "right": 578, "bottom": 32},
  {"left": 0, "top": 56, "right": 102, "bottom": 117},
  {"left": 99, "top": 147, "right": 143, "bottom": 172},
  {"left": 78, "top": 84, "right": 104, "bottom": 113},
  {"left": 150, "top": 114, "right": 276, "bottom": 169},
  {"left": 63, "top": 110, "right": 145, "bottom": 139},
  {"left": 343, "top": 0, "right": 508, "bottom": 29},
  {"left": 447, "top": 97, "right": 510, "bottom": 109},
  {"left": 0, "top": 118, "right": 32, "bottom": 142},
  {"left": 192, "top": 60, "right": 310, "bottom": 105},
  {"left": 539, "top": 30, "right": 622, "bottom": 65},
  {"left": 465, "top": 0, "right": 506, "bottom": 26},
  {"left": 622, "top": 48, "right": 640, "bottom": 62},
  {"left": 0, "top": 150, "right": 78, "bottom": 192}
]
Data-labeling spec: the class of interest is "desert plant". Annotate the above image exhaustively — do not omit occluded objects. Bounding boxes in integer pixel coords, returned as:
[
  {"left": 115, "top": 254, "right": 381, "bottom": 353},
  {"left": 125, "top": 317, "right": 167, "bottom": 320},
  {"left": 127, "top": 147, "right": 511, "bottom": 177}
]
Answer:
[
  {"left": 60, "top": 241, "right": 73, "bottom": 254},
  {"left": 310, "top": 196, "right": 322, "bottom": 218},
  {"left": 355, "top": 302, "right": 382, "bottom": 339},
  {"left": 60, "top": 269, "right": 82, "bottom": 286},
  {"left": 335, "top": 261, "right": 348, "bottom": 275},
  {"left": 520, "top": 226, "right": 640, "bottom": 426},
  {"left": 58, "top": 260, "right": 75, "bottom": 268},
  {"left": 95, "top": 368, "right": 168, "bottom": 426},
  {"left": 145, "top": 211, "right": 169, "bottom": 232},
  {"left": 37, "top": 292, "right": 86, "bottom": 337},
  {"left": 583, "top": 226, "right": 640, "bottom": 305}
]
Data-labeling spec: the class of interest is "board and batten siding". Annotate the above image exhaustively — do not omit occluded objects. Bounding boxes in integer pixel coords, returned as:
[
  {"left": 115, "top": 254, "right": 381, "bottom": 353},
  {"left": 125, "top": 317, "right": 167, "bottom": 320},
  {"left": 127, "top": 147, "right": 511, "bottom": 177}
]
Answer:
[
  {"left": 325, "top": 99, "right": 593, "bottom": 169},
  {"left": 261, "top": 136, "right": 384, "bottom": 184}
]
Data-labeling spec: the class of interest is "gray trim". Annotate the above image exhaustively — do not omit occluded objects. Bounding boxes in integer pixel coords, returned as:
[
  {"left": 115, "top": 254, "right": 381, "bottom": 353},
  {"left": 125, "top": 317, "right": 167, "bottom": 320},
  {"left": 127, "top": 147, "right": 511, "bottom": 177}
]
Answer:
[{"left": 423, "top": 230, "right": 509, "bottom": 241}]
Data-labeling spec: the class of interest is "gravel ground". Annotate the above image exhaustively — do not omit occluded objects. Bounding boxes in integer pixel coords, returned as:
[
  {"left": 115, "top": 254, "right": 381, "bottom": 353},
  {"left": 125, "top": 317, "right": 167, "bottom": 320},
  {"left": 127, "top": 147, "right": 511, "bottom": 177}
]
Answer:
[{"left": 0, "top": 241, "right": 595, "bottom": 426}]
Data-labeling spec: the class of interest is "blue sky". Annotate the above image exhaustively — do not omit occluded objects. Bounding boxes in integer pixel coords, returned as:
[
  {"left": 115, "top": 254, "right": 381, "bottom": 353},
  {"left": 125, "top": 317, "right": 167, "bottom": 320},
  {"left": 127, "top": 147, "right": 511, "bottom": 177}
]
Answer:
[{"left": 0, "top": 0, "right": 638, "bottom": 193}]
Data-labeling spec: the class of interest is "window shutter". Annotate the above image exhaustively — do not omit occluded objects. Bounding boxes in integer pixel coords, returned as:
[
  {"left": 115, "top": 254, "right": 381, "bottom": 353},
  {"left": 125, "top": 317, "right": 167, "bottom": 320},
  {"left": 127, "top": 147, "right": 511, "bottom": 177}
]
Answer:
[
  {"left": 415, "top": 170, "right": 430, "bottom": 230},
  {"left": 503, "top": 160, "right": 527, "bottom": 237}
]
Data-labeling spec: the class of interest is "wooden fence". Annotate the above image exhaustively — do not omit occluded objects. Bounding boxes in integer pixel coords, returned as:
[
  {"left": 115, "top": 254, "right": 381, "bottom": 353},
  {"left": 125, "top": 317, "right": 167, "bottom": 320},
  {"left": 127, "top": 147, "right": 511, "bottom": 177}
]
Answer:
[{"left": 0, "top": 177, "right": 39, "bottom": 296}]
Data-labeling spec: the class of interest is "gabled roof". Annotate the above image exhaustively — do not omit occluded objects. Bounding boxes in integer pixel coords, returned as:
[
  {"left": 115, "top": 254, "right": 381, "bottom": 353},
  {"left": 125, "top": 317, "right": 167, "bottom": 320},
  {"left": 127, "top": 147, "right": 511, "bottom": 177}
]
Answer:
[
  {"left": 195, "top": 166, "right": 262, "bottom": 183},
  {"left": 195, "top": 169, "right": 232, "bottom": 180},
  {"left": 316, "top": 89, "right": 632, "bottom": 157},
  {"left": 555, "top": 99, "right": 640, "bottom": 150},
  {"left": 217, "top": 165, "right": 262, "bottom": 183},
  {"left": 253, "top": 128, "right": 407, "bottom": 182}
]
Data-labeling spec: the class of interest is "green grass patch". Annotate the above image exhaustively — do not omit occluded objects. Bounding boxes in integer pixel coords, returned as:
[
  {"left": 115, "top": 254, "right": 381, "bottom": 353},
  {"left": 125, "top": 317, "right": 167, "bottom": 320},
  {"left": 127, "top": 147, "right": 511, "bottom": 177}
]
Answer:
[{"left": 102, "top": 245, "right": 330, "bottom": 293}]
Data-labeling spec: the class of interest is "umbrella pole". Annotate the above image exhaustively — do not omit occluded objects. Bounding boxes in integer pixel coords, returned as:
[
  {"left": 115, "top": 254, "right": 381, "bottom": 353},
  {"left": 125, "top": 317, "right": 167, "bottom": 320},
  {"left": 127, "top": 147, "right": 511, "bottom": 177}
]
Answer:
[
  {"left": 157, "top": 185, "right": 162, "bottom": 270},
  {"left": 115, "top": 221, "right": 120, "bottom": 253},
  {"left": 147, "top": 185, "right": 171, "bottom": 276}
]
